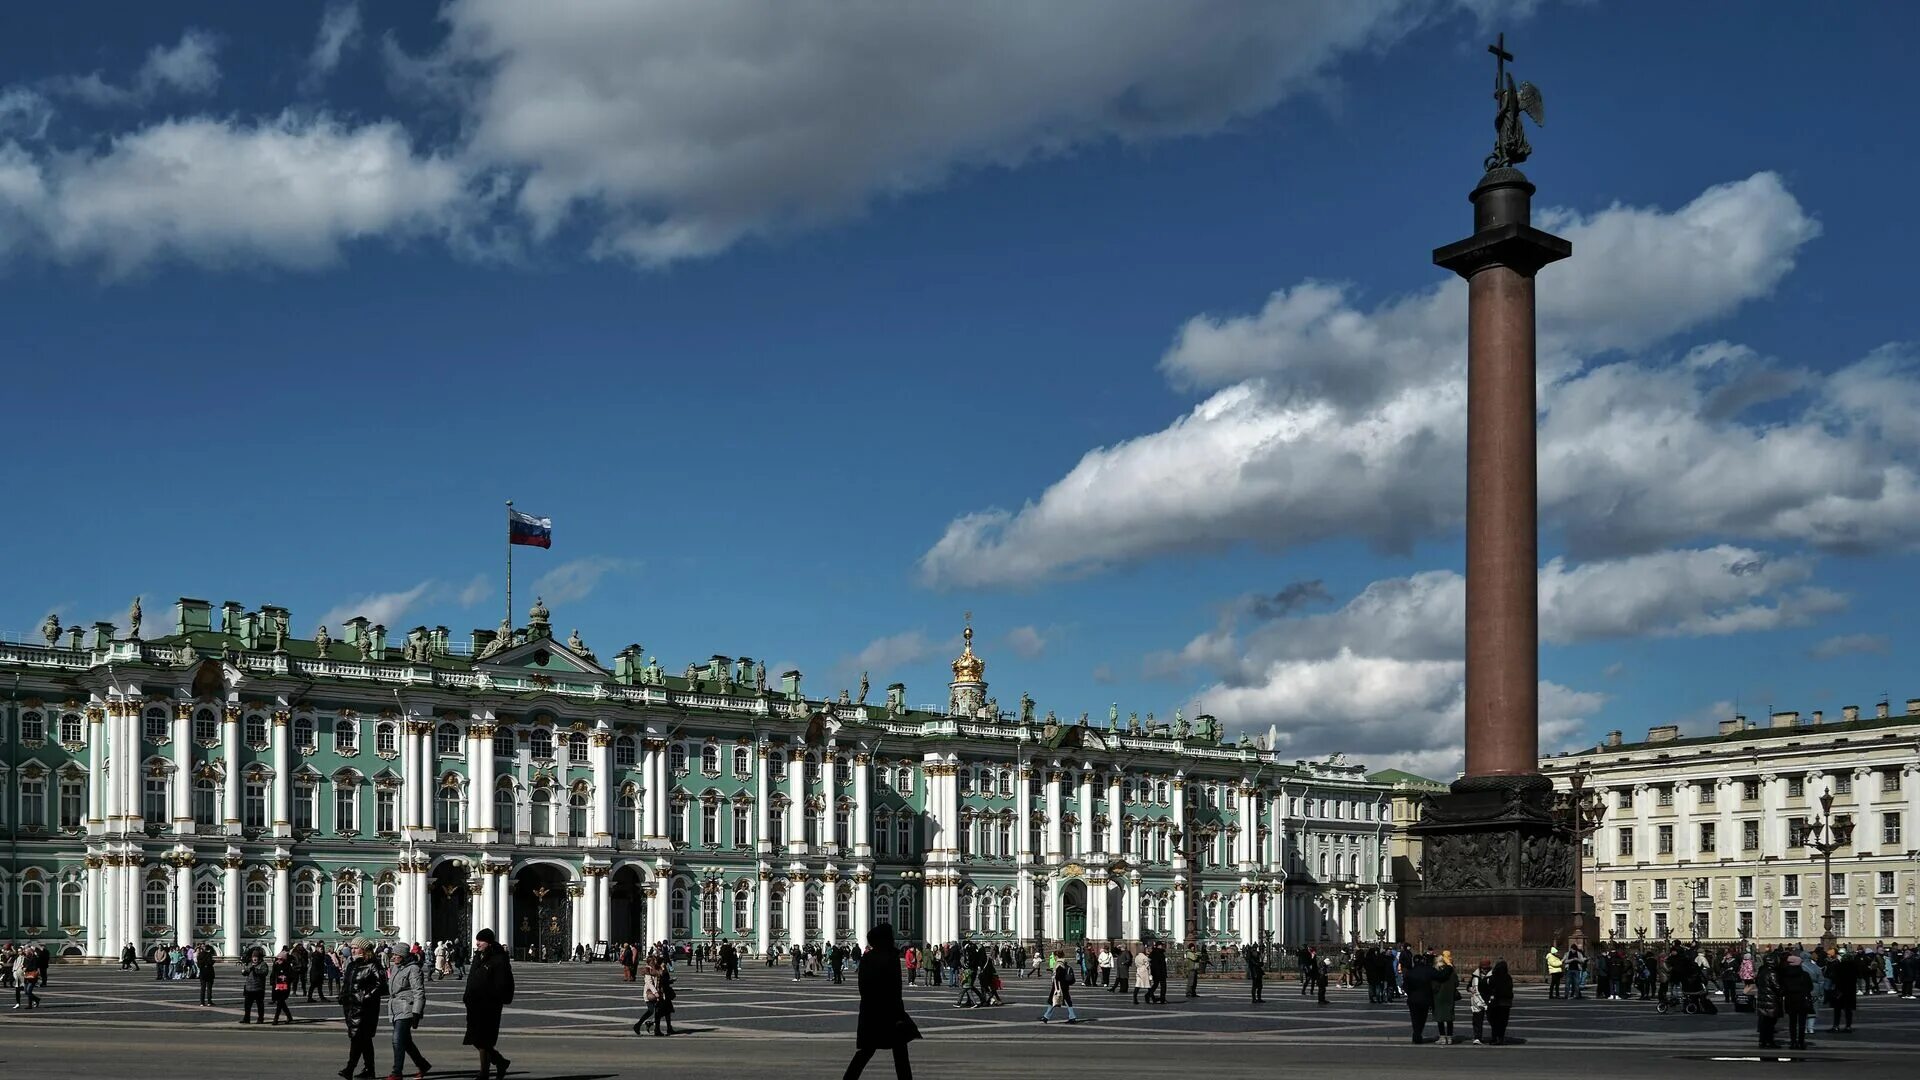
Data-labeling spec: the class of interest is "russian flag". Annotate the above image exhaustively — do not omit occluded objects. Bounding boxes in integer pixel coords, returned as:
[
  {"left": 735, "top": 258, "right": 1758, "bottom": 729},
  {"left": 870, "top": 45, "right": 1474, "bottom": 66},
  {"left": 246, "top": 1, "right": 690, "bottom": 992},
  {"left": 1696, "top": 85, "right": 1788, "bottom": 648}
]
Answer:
[{"left": 508, "top": 508, "right": 552, "bottom": 548}]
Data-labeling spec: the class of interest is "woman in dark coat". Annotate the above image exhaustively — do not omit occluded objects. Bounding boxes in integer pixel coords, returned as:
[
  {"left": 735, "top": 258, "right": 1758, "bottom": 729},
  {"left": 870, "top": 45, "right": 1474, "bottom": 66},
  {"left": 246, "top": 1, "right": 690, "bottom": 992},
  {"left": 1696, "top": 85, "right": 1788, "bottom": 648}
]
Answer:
[
  {"left": 845, "top": 923, "right": 918, "bottom": 1080},
  {"left": 338, "top": 938, "right": 389, "bottom": 1079},
  {"left": 463, "top": 928, "right": 515, "bottom": 1080},
  {"left": 1487, "top": 959, "right": 1515, "bottom": 1045}
]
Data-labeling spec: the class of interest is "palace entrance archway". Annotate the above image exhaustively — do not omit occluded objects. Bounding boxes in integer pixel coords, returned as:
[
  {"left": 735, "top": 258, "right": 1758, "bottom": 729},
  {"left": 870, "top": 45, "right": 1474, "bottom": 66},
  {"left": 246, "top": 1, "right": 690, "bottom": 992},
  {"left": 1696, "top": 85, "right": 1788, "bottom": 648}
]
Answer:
[
  {"left": 429, "top": 861, "right": 473, "bottom": 944},
  {"left": 512, "top": 863, "right": 574, "bottom": 962}
]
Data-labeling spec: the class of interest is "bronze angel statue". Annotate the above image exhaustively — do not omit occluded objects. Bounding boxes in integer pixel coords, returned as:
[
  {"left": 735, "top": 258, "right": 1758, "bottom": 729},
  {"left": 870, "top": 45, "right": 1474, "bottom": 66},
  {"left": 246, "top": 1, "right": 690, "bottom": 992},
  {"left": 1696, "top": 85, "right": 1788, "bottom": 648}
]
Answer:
[{"left": 1485, "top": 34, "right": 1544, "bottom": 171}]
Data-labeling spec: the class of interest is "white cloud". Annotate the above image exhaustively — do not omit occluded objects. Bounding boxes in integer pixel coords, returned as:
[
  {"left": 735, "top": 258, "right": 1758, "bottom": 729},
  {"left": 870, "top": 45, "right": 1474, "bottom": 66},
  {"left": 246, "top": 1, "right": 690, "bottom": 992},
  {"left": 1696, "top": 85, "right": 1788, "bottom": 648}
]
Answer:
[
  {"left": 47, "top": 29, "right": 220, "bottom": 108},
  {"left": 408, "top": 0, "right": 1495, "bottom": 266},
  {"left": 308, "top": 4, "right": 364, "bottom": 82},
  {"left": 847, "top": 630, "right": 940, "bottom": 675},
  {"left": 918, "top": 174, "right": 1892, "bottom": 588},
  {"left": 318, "top": 582, "right": 433, "bottom": 632},
  {"left": 456, "top": 574, "right": 492, "bottom": 609},
  {"left": 530, "top": 556, "right": 633, "bottom": 605},
  {"left": 1005, "top": 625, "right": 1047, "bottom": 659},
  {"left": 1808, "top": 633, "right": 1889, "bottom": 661},
  {"left": 0, "top": 112, "right": 469, "bottom": 274},
  {"left": 0, "top": 88, "right": 52, "bottom": 140}
]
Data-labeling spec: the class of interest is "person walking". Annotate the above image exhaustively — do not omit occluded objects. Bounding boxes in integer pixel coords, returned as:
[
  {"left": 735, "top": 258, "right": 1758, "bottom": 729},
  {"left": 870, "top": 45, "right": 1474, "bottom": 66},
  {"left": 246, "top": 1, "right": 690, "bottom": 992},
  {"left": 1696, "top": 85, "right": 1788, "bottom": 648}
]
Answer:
[
  {"left": 387, "top": 946, "right": 432, "bottom": 1080},
  {"left": 1246, "top": 946, "right": 1265, "bottom": 1004},
  {"left": 270, "top": 949, "right": 296, "bottom": 1025},
  {"left": 1403, "top": 953, "right": 1436, "bottom": 1043},
  {"left": 197, "top": 944, "right": 218, "bottom": 1006},
  {"left": 1466, "top": 959, "right": 1491, "bottom": 1044},
  {"left": 463, "top": 928, "right": 515, "bottom": 1080},
  {"left": 844, "top": 924, "right": 918, "bottom": 1079},
  {"left": 339, "top": 938, "right": 389, "bottom": 1079},
  {"left": 1779, "top": 953, "right": 1814, "bottom": 1050},
  {"left": 1432, "top": 952, "right": 1459, "bottom": 1044},
  {"left": 241, "top": 947, "right": 270, "bottom": 1024},
  {"left": 1149, "top": 943, "right": 1170, "bottom": 1005},
  {"left": 1755, "top": 951, "right": 1784, "bottom": 1049},
  {"left": 1486, "top": 960, "right": 1514, "bottom": 1045},
  {"left": 10, "top": 945, "right": 40, "bottom": 1010},
  {"left": 1131, "top": 947, "right": 1152, "bottom": 1005},
  {"left": 1038, "top": 953, "right": 1080, "bottom": 1024},
  {"left": 1183, "top": 945, "right": 1204, "bottom": 998},
  {"left": 1545, "top": 945, "right": 1563, "bottom": 999},
  {"left": 642, "top": 956, "right": 678, "bottom": 1036}
]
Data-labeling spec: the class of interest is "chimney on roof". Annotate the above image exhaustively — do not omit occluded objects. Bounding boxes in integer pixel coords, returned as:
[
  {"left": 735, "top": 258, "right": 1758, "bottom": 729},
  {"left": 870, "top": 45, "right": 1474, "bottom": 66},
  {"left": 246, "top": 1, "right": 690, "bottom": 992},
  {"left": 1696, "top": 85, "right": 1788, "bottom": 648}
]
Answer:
[
  {"left": 369, "top": 625, "right": 387, "bottom": 656},
  {"left": 781, "top": 669, "right": 803, "bottom": 701},
  {"left": 1770, "top": 710, "right": 1799, "bottom": 728},
  {"left": 472, "top": 628, "right": 497, "bottom": 656},
  {"left": 344, "top": 617, "right": 369, "bottom": 646},
  {"left": 175, "top": 598, "right": 212, "bottom": 636},
  {"left": 1812, "top": 710, "right": 1823, "bottom": 725},
  {"left": 220, "top": 601, "right": 244, "bottom": 633},
  {"left": 1647, "top": 724, "right": 1680, "bottom": 743},
  {"left": 1603, "top": 730, "right": 1623, "bottom": 748},
  {"left": 1842, "top": 704, "right": 1860, "bottom": 722},
  {"left": 1718, "top": 719, "right": 1740, "bottom": 735},
  {"left": 1877, "top": 701, "right": 1890, "bottom": 719},
  {"left": 1906, "top": 698, "right": 1920, "bottom": 716}
]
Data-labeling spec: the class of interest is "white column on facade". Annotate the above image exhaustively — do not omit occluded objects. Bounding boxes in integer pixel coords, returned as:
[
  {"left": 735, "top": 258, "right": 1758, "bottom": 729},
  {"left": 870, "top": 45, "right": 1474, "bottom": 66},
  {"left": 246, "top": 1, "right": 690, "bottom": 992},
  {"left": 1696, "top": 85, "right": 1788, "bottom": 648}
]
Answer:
[
  {"left": 467, "top": 724, "right": 488, "bottom": 838},
  {"left": 577, "top": 878, "right": 598, "bottom": 952},
  {"left": 106, "top": 703, "right": 123, "bottom": 832},
  {"left": 171, "top": 705, "right": 192, "bottom": 834},
  {"left": 640, "top": 741, "right": 659, "bottom": 840},
  {"left": 854, "top": 873, "right": 871, "bottom": 936},
  {"left": 125, "top": 854, "right": 143, "bottom": 959},
  {"left": 87, "top": 707, "right": 106, "bottom": 833},
  {"left": 103, "top": 856, "right": 122, "bottom": 959},
  {"left": 1240, "top": 887, "right": 1257, "bottom": 945},
  {"left": 1270, "top": 791, "right": 1287, "bottom": 869},
  {"left": 496, "top": 868, "right": 514, "bottom": 952},
  {"left": 1106, "top": 771, "right": 1124, "bottom": 855},
  {"left": 1172, "top": 778, "right": 1189, "bottom": 870},
  {"left": 395, "top": 862, "right": 414, "bottom": 944},
  {"left": 1172, "top": 885, "right": 1189, "bottom": 944},
  {"left": 1124, "top": 873, "right": 1141, "bottom": 940},
  {"left": 477, "top": 725, "right": 496, "bottom": 836},
  {"left": 823, "top": 873, "right": 840, "bottom": 943},
  {"left": 1076, "top": 769, "right": 1094, "bottom": 855},
  {"left": 595, "top": 870, "right": 612, "bottom": 945},
  {"left": 1761, "top": 774, "right": 1786, "bottom": 858},
  {"left": 854, "top": 753, "right": 872, "bottom": 856},
  {"left": 222, "top": 857, "right": 241, "bottom": 959},
  {"left": 478, "top": 865, "right": 499, "bottom": 938},
  {"left": 591, "top": 730, "right": 612, "bottom": 844},
  {"left": 568, "top": 882, "right": 587, "bottom": 954},
  {"left": 788, "top": 875, "right": 807, "bottom": 942},
  {"left": 1044, "top": 771, "right": 1063, "bottom": 861},
  {"left": 756, "top": 876, "right": 771, "bottom": 953},
  {"left": 1675, "top": 781, "right": 1696, "bottom": 864},
  {"left": 221, "top": 708, "right": 241, "bottom": 835},
  {"left": 271, "top": 715, "right": 292, "bottom": 839},
  {"left": 1016, "top": 763, "right": 1033, "bottom": 863},
  {"left": 754, "top": 746, "right": 771, "bottom": 853},
  {"left": 272, "top": 858, "right": 292, "bottom": 952},
  {"left": 419, "top": 721, "right": 438, "bottom": 831},
  {"left": 174, "top": 861, "right": 194, "bottom": 945},
  {"left": 84, "top": 858, "right": 102, "bottom": 957},
  {"left": 789, "top": 748, "right": 808, "bottom": 851}
]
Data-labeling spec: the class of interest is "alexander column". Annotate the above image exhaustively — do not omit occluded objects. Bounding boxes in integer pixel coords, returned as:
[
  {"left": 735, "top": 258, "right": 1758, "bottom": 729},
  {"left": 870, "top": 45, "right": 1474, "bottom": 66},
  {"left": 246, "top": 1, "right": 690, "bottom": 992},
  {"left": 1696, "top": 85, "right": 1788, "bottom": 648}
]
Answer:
[{"left": 1404, "top": 35, "right": 1584, "bottom": 972}]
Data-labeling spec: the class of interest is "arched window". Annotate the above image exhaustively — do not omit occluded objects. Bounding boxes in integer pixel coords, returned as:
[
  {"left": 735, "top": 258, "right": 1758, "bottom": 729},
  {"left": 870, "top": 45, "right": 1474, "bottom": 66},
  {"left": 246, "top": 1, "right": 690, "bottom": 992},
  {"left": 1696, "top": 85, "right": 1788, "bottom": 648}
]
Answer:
[
  {"left": 437, "top": 723, "right": 462, "bottom": 756},
  {"left": 732, "top": 746, "right": 750, "bottom": 775},
  {"left": 835, "top": 758, "right": 851, "bottom": 787},
  {"left": 142, "top": 772, "right": 171, "bottom": 825},
  {"left": 568, "top": 732, "right": 589, "bottom": 764},
  {"left": 294, "top": 877, "right": 318, "bottom": 927},
  {"left": 60, "top": 879, "right": 83, "bottom": 926},
  {"left": 804, "top": 885, "right": 821, "bottom": 933},
  {"left": 243, "top": 774, "right": 268, "bottom": 831},
  {"left": 615, "top": 736, "right": 637, "bottom": 768},
  {"left": 496, "top": 784, "right": 518, "bottom": 834},
  {"left": 958, "top": 768, "right": 974, "bottom": 795},
  {"left": 732, "top": 885, "right": 751, "bottom": 932},
  {"left": 615, "top": 793, "right": 636, "bottom": 842},
  {"left": 960, "top": 889, "right": 975, "bottom": 933},
  {"left": 770, "top": 885, "right": 787, "bottom": 934},
  {"left": 896, "top": 889, "right": 914, "bottom": 935},
  {"left": 1318, "top": 852, "right": 1329, "bottom": 877},
  {"left": 836, "top": 884, "right": 851, "bottom": 931},
  {"left": 1155, "top": 894, "right": 1171, "bottom": 933},
  {"left": 195, "top": 708, "right": 219, "bottom": 744},
  {"left": 144, "top": 878, "right": 170, "bottom": 929},
  {"left": 19, "top": 879, "right": 46, "bottom": 928},
  {"left": 334, "top": 716, "right": 358, "bottom": 752},
  {"left": 998, "top": 769, "right": 1013, "bottom": 797},
  {"left": 895, "top": 813, "right": 913, "bottom": 856},
  {"left": 770, "top": 751, "right": 787, "bottom": 780},
  {"left": 731, "top": 801, "right": 750, "bottom": 849},
  {"left": 835, "top": 805, "right": 851, "bottom": 849},
  {"left": 874, "top": 811, "right": 892, "bottom": 856},
  {"left": 530, "top": 788, "right": 551, "bottom": 835},
  {"left": 292, "top": 714, "right": 314, "bottom": 750},
  {"left": 529, "top": 728, "right": 553, "bottom": 760},
  {"left": 244, "top": 712, "right": 268, "bottom": 746},
  {"left": 376, "top": 882, "right": 396, "bottom": 930},
  {"left": 60, "top": 712, "right": 82, "bottom": 744},
  {"left": 806, "top": 755, "right": 821, "bottom": 784},
  {"left": 700, "top": 744, "right": 719, "bottom": 774},
  {"left": 896, "top": 765, "right": 914, "bottom": 796},
  {"left": 569, "top": 791, "right": 589, "bottom": 838},
  {"left": 999, "top": 891, "right": 1015, "bottom": 933},
  {"left": 876, "top": 764, "right": 893, "bottom": 791},
  {"left": 669, "top": 743, "right": 688, "bottom": 772},
  {"left": 874, "top": 888, "right": 895, "bottom": 929},
  {"left": 671, "top": 885, "right": 689, "bottom": 934},
  {"left": 19, "top": 710, "right": 44, "bottom": 743},
  {"left": 336, "top": 879, "right": 360, "bottom": 930},
  {"left": 194, "top": 880, "right": 218, "bottom": 927},
  {"left": 436, "top": 783, "right": 464, "bottom": 832},
  {"left": 144, "top": 708, "right": 169, "bottom": 741},
  {"left": 376, "top": 722, "right": 398, "bottom": 756},
  {"left": 493, "top": 728, "right": 516, "bottom": 758},
  {"left": 245, "top": 879, "right": 269, "bottom": 927}
]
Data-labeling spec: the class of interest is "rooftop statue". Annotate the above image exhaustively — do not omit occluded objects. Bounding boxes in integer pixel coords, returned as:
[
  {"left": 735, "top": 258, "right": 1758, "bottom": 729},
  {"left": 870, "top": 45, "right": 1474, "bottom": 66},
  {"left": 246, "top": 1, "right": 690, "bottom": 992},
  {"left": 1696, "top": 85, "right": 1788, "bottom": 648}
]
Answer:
[
  {"left": 858, "top": 671, "right": 870, "bottom": 705},
  {"left": 315, "top": 625, "right": 332, "bottom": 656},
  {"left": 1019, "top": 691, "right": 1035, "bottom": 724},
  {"left": 40, "top": 613, "right": 60, "bottom": 646},
  {"left": 753, "top": 659, "right": 766, "bottom": 694},
  {"left": 1484, "top": 33, "right": 1545, "bottom": 171},
  {"left": 477, "top": 619, "right": 510, "bottom": 660},
  {"left": 128, "top": 596, "right": 142, "bottom": 640}
]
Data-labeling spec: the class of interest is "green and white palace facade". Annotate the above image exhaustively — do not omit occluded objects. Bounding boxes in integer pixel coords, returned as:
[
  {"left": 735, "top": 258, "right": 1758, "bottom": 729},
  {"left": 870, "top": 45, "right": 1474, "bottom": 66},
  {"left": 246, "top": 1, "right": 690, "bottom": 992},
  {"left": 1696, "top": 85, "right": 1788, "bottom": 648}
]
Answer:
[{"left": 0, "top": 596, "right": 1406, "bottom": 960}]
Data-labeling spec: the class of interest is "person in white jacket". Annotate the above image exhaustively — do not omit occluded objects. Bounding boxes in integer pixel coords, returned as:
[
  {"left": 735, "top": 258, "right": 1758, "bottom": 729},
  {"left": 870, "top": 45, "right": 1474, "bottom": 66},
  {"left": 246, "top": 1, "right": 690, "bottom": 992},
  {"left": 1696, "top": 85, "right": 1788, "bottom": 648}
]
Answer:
[{"left": 388, "top": 949, "right": 432, "bottom": 1080}]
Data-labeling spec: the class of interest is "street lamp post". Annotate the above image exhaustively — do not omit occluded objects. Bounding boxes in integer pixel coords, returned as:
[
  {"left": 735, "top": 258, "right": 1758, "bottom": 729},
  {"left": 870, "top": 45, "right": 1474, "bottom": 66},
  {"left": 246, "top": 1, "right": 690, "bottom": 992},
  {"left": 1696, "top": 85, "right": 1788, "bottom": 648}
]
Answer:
[
  {"left": 1682, "top": 876, "right": 1709, "bottom": 942},
  {"left": 699, "top": 866, "right": 723, "bottom": 955},
  {"left": 1803, "top": 789, "right": 1854, "bottom": 951},
  {"left": 1557, "top": 766, "right": 1607, "bottom": 952}
]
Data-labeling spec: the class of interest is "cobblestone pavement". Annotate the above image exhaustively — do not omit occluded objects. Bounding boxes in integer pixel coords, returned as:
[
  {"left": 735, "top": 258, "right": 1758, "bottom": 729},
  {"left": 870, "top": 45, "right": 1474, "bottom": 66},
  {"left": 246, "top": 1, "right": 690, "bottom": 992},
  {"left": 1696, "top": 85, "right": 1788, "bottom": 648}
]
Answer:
[{"left": 4, "top": 963, "right": 1916, "bottom": 1076}]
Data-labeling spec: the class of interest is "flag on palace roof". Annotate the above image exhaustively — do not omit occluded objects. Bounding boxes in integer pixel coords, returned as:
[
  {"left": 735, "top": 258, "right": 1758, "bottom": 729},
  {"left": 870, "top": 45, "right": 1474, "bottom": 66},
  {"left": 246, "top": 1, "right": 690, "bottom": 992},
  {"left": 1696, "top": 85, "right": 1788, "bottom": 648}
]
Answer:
[{"left": 508, "top": 508, "right": 552, "bottom": 548}]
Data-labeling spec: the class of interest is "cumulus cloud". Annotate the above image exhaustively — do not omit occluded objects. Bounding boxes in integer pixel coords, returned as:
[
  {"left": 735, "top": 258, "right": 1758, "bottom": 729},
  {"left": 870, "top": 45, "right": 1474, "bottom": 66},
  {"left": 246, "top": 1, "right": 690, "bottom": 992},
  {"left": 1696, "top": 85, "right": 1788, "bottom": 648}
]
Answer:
[
  {"left": 917, "top": 174, "right": 1890, "bottom": 588},
  {"left": 1240, "top": 580, "right": 1333, "bottom": 619},
  {"left": 1168, "top": 545, "right": 1840, "bottom": 774},
  {"left": 1005, "top": 625, "right": 1048, "bottom": 659},
  {"left": 0, "top": 112, "right": 469, "bottom": 274},
  {"left": 841, "top": 630, "right": 958, "bottom": 681},
  {"left": 318, "top": 582, "right": 434, "bottom": 632},
  {"left": 307, "top": 3, "right": 365, "bottom": 82},
  {"left": 530, "top": 556, "right": 634, "bottom": 605},
  {"left": 1808, "top": 633, "right": 1889, "bottom": 661},
  {"left": 47, "top": 29, "right": 220, "bottom": 108},
  {"left": 407, "top": 0, "right": 1491, "bottom": 265}
]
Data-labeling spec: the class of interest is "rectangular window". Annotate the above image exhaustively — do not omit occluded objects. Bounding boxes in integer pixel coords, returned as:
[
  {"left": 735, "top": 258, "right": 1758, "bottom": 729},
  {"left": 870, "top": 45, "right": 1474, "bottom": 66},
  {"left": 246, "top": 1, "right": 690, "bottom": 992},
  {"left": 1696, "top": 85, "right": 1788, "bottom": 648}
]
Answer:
[
  {"left": 1829, "top": 872, "right": 1847, "bottom": 897},
  {"left": 59, "top": 780, "right": 84, "bottom": 829},
  {"left": 1880, "top": 909, "right": 1896, "bottom": 937},
  {"left": 670, "top": 803, "right": 687, "bottom": 844},
  {"left": 1738, "top": 910, "right": 1753, "bottom": 938},
  {"left": 1657, "top": 786, "right": 1673, "bottom": 806},
  {"left": 732, "top": 805, "right": 749, "bottom": 849},
  {"left": 1653, "top": 879, "right": 1668, "bottom": 900},
  {"left": 1738, "top": 875, "right": 1754, "bottom": 899},
  {"left": 1618, "top": 827, "right": 1634, "bottom": 857},
  {"left": 20, "top": 777, "right": 46, "bottom": 828},
  {"left": 1699, "top": 822, "right": 1716, "bottom": 854},
  {"left": 494, "top": 730, "right": 515, "bottom": 758},
  {"left": 144, "top": 776, "right": 168, "bottom": 825},
  {"left": 1698, "top": 785, "right": 1715, "bottom": 808},
  {"left": 1657, "top": 825, "right": 1673, "bottom": 854},
  {"left": 1612, "top": 880, "right": 1627, "bottom": 901},
  {"left": 701, "top": 804, "right": 718, "bottom": 846},
  {"left": 1742, "top": 780, "right": 1759, "bottom": 802},
  {"left": 193, "top": 781, "right": 217, "bottom": 827},
  {"left": 1834, "top": 774, "right": 1851, "bottom": 796},
  {"left": 335, "top": 787, "right": 358, "bottom": 833},
  {"left": 293, "top": 786, "right": 315, "bottom": 831},
  {"left": 245, "top": 885, "right": 268, "bottom": 928},
  {"left": 1787, "top": 777, "right": 1803, "bottom": 799},
  {"left": 1783, "top": 874, "right": 1801, "bottom": 898},
  {"left": 376, "top": 790, "right": 397, "bottom": 834},
  {"left": 1613, "top": 912, "right": 1628, "bottom": 938},
  {"left": 1783, "top": 909, "right": 1799, "bottom": 937},
  {"left": 1742, "top": 820, "right": 1760, "bottom": 851},
  {"left": 243, "top": 781, "right": 267, "bottom": 830},
  {"left": 1884, "top": 812, "right": 1903, "bottom": 847},
  {"left": 1879, "top": 871, "right": 1895, "bottom": 895},
  {"left": 1788, "top": 818, "right": 1806, "bottom": 847},
  {"left": 1654, "top": 912, "right": 1669, "bottom": 937},
  {"left": 245, "top": 713, "right": 267, "bottom": 746},
  {"left": 1831, "top": 909, "right": 1848, "bottom": 936}
]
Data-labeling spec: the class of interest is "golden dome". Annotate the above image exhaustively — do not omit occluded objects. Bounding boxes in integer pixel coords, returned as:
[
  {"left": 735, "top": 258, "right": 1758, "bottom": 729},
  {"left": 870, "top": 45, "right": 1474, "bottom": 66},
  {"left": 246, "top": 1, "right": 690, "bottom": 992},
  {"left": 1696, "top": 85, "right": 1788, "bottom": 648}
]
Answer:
[{"left": 951, "top": 615, "right": 985, "bottom": 683}]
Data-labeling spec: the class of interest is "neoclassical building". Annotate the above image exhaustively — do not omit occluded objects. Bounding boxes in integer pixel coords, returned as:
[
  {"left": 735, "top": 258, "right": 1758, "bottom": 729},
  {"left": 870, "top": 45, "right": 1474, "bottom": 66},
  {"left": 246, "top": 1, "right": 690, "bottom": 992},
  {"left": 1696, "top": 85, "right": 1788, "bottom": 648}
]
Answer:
[
  {"left": 1542, "top": 708, "right": 1920, "bottom": 945},
  {"left": 1, "top": 596, "right": 1406, "bottom": 959}
]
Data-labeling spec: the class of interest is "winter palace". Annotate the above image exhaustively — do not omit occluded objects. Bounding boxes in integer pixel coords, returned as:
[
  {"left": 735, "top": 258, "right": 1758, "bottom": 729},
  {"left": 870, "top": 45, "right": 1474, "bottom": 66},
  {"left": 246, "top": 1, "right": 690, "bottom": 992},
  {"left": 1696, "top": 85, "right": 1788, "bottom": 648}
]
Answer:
[
  {"left": 0, "top": 596, "right": 1409, "bottom": 960},
  {"left": 1543, "top": 707, "right": 1920, "bottom": 945}
]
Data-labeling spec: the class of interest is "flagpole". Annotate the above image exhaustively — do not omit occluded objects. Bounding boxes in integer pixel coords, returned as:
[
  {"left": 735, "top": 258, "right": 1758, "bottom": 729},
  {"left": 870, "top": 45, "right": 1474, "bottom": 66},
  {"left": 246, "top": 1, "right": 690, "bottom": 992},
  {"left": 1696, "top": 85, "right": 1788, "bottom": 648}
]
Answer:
[{"left": 505, "top": 499, "right": 514, "bottom": 632}]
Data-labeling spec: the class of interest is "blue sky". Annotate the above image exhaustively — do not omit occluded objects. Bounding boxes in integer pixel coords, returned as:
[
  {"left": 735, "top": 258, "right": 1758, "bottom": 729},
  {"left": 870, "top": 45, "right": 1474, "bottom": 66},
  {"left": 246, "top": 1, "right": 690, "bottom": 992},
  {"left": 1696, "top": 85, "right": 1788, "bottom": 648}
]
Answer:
[{"left": 4, "top": 2, "right": 1917, "bottom": 776}]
